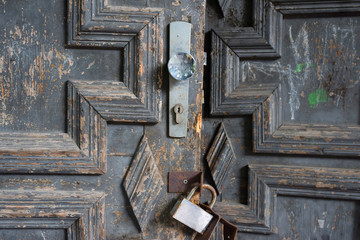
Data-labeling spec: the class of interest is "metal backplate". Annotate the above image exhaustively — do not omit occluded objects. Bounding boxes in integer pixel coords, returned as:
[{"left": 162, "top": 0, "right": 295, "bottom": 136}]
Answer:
[
  {"left": 168, "top": 171, "right": 203, "bottom": 193},
  {"left": 169, "top": 21, "right": 192, "bottom": 138}
]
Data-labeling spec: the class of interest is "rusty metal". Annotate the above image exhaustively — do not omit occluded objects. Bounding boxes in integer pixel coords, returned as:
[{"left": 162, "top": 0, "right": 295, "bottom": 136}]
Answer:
[
  {"left": 194, "top": 203, "right": 238, "bottom": 240},
  {"left": 168, "top": 171, "right": 203, "bottom": 194},
  {"left": 220, "top": 218, "right": 238, "bottom": 240},
  {"left": 194, "top": 203, "right": 221, "bottom": 240}
]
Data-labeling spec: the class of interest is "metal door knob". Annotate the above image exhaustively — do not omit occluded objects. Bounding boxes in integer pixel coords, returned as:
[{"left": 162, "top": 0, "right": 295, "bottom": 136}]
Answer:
[{"left": 168, "top": 52, "right": 196, "bottom": 81}]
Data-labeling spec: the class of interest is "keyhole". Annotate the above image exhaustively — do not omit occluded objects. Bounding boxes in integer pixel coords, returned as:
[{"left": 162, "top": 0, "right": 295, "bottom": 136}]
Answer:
[{"left": 174, "top": 104, "right": 184, "bottom": 124}]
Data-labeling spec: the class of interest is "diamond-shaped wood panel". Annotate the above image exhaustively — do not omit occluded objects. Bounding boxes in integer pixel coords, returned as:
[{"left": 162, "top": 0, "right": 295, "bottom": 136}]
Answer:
[
  {"left": 206, "top": 123, "right": 236, "bottom": 195},
  {"left": 0, "top": 0, "right": 163, "bottom": 174},
  {"left": 123, "top": 136, "right": 164, "bottom": 232}
]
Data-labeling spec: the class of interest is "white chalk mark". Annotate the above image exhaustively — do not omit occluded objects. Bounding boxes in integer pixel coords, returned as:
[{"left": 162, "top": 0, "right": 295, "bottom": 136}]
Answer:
[
  {"left": 288, "top": 23, "right": 311, "bottom": 120},
  {"left": 240, "top": 19, "right": 359, "bottom": 119},
  {"left": 318, "top": 219, "right": 325, "bottom": 228},
  {"left": 41, "top": 231, "right": 46, "bottom": 240}
]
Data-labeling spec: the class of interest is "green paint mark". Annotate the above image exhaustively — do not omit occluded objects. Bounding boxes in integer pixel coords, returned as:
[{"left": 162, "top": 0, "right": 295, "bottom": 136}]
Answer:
[
  {"left": 308, "top": 89, "right": 328, "bottom": 108},
  {"left": 294, "top": 63, "right": 316, "bottom": 74}
]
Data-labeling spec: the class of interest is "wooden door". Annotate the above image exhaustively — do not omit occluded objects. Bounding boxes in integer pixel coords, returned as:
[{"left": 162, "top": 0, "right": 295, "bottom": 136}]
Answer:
[
  {"left": 203, "top": 0, "right": 360, "bottom": 240},
  {"left": 2, "top": 0, "right": 360, "bottom": 239},
  {"left": 0, "top": 0, "right": 205, "bottom": 239}
]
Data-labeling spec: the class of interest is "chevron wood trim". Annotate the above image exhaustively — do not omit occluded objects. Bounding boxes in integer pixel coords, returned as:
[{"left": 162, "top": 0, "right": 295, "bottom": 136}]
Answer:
[
  {"left": 210, "top": 1, "right": 360, "bottom": 157},
  {"left": 0, "top": 190, "right": 105, "bottom": 240},
  {"left": 123, "top": 136, "right": 164, "bottom": 232},
  {"left": 213, "top": 164, "right": 360, "bottom": 234},
  {"left": 67, "top": 0, "right": 162, "bottom": 123},
  {"left": 217, "top": 0, "right": 232, "bottom": 16},
  {"left": 0, "top": 0, "right": 163, "bottom": 174},
  {"left": 206, "top": 123, "right": 237, "bottom": 195},
  {"left": 214, "top": 0, "right": 282, "bottom": 59},
  {"left": 214, "top": 0, "right": 360, "bottom": 59}
]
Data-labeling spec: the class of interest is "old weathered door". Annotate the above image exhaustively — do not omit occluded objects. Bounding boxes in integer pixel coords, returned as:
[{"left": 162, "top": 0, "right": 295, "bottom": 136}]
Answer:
[
  {"left": 203, "top": 0, "right": 360, "bottom": 240},
  {"left": 2, "top": 0, "right": 360, "bottom": 239},
  {"left": 0, "top": 0, "right": 205, "bottom": 239}
]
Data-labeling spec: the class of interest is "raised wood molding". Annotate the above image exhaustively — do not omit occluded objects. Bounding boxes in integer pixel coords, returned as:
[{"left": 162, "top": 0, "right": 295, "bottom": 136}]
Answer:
[
  {"left": 206, "top": 123, "right": 236, "bottom": 195},
  {"left": 123, "top": 136, "right": 164, "bottom": 232},
  {"left": 214, "top": 0, "right": 282, "bottom": 59},
  {"left": 210, "top": 1, "right": 360, "bottom": 157},
  {"left": 0, "top": 190, "right": 105, "bottom": 240},
  {"left": 214, "top": 164, "right": 360, "bottom": 234},
  {"left": 0, "top": 0, "right": 162, "bottom": 174},
  {"left": 217, "top": 0, "right": 232, "bottom": 16},
  {"left": 67, "top": 0, "right": 162, "bottom": 123},
  {"left": 214, "top": 0, "right": 360, "bottom": 59}
]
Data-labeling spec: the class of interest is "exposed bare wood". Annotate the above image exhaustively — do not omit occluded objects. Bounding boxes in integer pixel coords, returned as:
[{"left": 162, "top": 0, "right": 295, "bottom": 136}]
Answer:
[
  {"left": 206, "top": 123, "right": 236, "bottom": 195},
  {"left": 123, "top": 136, "right": 164, "bottom": 232},
  {"left": 210, "top": 1, "right": 360, "bottom": 157},
  {"left": 0, "top": 190, "right": 105, "bottom": 240},
  {"left": 213, "top": 164, "right": 360, "bottom": 234},
  {"left": 0, "top": 0, "right": 163, "bottom": 174}
]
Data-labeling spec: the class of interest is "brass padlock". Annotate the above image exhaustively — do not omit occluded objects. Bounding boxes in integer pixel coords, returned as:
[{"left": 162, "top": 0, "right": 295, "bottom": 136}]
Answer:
[{"left": 171, "top": 184, "right": 217, "bottom": 234}]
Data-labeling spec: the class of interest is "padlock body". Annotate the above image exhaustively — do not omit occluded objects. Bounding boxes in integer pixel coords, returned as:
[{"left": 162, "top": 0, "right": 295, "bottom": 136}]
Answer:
[{"left": 171, "top": 198, "right": 214, "bottom": 234}]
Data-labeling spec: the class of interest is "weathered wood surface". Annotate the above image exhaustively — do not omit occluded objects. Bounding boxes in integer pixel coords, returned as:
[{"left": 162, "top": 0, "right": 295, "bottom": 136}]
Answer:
[
  {"left": 206, "top": 123, "right": 236, "bottom": 195},
  {"left": 210, "top": 0, "right": 360, "bottom": 157},
  {"left": 214, "top": 164, "right": 360, "bottom": 237},
  {"left": 217, "top": 0, "right": 232, "bottom": 16},
  {"left": 204, "top": 1, "right": 360, "bottom": 239},
  {"left": 0, "top": 0, "right": 206, "bottom": 239},
  {"left": 123, "top": 136, "right": 164, "bottom": 232},
  {"left": 0, "top": 190, "right": 105, "bottom": 240},
  {"left": 202, "top": 119, "right": 360, "bottom": 239}
]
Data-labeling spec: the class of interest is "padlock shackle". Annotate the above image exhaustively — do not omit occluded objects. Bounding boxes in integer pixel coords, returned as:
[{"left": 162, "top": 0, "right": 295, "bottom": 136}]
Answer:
[{"left": 186, "top": 184, "right": 217, "bottom": 208}]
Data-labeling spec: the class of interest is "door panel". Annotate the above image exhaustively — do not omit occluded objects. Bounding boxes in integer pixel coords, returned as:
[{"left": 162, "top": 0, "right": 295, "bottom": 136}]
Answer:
[
  {"left": 2, "top": 0, "right": 360, "bottom": 239},
  {"left": 204, "top": 0, "right": 360, "bottom": 239},
  {"left": 0, "top": 0, "right": 205, "bottom": 239}
]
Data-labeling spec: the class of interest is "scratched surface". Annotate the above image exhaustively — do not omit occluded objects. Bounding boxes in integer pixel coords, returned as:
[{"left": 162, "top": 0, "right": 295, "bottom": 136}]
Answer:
[
  {"left": 0, "top": 0, "right": 206, "bottom": 239},
  {"left": 201, "top": 117, "right": 360, "bottom": 240},
  {"left": 238, "top": 16, "right": 360, "bottom": 125},
  {"left": 229, "top": 196, "right": 360, "bottom": 240},
  {"left": 206, "top": 0, "right": 252, "bottom": 29},
  {"left": 0, "top": 229, "right": 65, "bottom": 240},
  {"left": 0, "top": 0, "right": 120, "bottom": 132},
  {"left": 204, "top": 1, "right": 360, "bottom": 239}
]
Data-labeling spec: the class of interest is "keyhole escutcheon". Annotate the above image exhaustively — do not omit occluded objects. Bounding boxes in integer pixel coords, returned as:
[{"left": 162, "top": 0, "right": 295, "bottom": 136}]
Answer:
[{"left": 173, "top": 104, "right": 184, "bottom": 124}]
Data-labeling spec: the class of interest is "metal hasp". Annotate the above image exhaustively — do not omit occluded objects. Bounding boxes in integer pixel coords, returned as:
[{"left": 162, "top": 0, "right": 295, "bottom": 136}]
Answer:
[
  {"left": 168, "top": 21, "right": 193, "bottom": 138},
  {"left": 168, "top": 171, "right": 203, "bottom": 193}
]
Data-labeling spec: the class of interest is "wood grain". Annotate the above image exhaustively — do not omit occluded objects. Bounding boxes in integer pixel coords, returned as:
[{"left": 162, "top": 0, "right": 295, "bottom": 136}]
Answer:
[
  {"left": 210, "top": 1, "right": 360, "bottom": 157},
  {"left": 0, "top": 0, "right": 162, "bottom": 174},
  {"left": 0, "top": 190, "right": 105, "bottom": 240},
  {"left": 206, "top": 123, "right": 236, "bottom": 195},
  {"left": 123, "top": 136, "right": 164, "bottom": 232},
  {"left": 214, "top": 164, "right": 360, "bottom": 234},
  {"left": 217, "top": 0, "right": 232, "bottom": 16}
]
